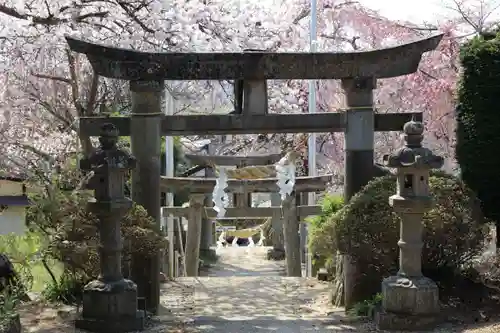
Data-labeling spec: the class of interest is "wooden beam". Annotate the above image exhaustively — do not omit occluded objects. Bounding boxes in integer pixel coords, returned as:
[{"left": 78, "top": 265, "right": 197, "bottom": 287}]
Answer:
[
  {"left": 66, "top": 35, "right": 443, "bottom": 81},
  {"left": 161, "top": 205, "right": 321, "bottom": 218},
  {"left": 184, "top": 153, "right": 282, "bottom": 166},
  {"left": 160, "top": 175, "right": 331, "bottom": 193},
  {"left": 79, "top": 112, "right": 422, "bottom": 136}
]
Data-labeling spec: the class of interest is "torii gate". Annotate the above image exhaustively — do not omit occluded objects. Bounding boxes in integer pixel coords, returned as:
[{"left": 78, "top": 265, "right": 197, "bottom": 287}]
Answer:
[
  {"left": 183, "top": 153, "right": 283, "bottom": 256},
  {"left": 66, "top": 33, "right": 443, "bottom": 313},
  {"left": 160, "top": 173, "right": 331, "bottom": 277}
]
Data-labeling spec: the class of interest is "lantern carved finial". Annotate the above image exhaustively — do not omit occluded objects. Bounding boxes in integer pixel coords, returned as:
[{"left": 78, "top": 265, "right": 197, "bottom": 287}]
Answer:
[{"left": 383, "top": 118, "right": 444, "bottom": 170}]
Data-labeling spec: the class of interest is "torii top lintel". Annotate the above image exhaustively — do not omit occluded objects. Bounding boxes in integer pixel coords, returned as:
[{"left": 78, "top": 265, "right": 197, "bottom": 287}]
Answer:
[
  {"left": 184, "top": 153, "right": 282, "bottom": 166},
  {"left": 65, "top": 34, "right": 443, "bottom": 81}
]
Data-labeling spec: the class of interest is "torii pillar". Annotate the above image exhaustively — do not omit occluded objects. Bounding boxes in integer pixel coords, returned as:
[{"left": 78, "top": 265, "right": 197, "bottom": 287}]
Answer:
[
  {"left": 341, "top": 77, "right": 375, "bottom": 310},
  {"left": 130, "top": 80, "right": 162, "bottom": 315}
]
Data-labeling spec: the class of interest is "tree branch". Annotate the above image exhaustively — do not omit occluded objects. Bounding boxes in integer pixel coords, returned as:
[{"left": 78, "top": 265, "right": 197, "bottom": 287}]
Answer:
[
  {"left": 0, "top": 3, "right": 109, "bottom": 26},
  {"left": 116, "top": 1, "right": 154, "bottom": 33},
  {"left": 30, "top": 72, "right": 71, "bottom": 84}
]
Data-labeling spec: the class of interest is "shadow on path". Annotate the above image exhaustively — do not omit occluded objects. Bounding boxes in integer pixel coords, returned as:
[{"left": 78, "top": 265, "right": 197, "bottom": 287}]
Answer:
[{"left": 159, "top": 246, "right": 350, "bottom": 332}]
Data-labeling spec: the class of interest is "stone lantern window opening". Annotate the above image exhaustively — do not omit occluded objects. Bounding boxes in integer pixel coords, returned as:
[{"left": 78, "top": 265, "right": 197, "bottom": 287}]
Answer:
[
  {"left": 404, "top": 174, "right": 413, "bottom": 190},
  {"left": 397, "top": 170, "right": 416, "bottom": 197}
]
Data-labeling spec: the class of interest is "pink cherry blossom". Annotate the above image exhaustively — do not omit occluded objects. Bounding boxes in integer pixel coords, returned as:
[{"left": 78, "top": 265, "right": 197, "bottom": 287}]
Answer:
[{"left": 0, "top": 0, "right": 466, "bottom": 178}]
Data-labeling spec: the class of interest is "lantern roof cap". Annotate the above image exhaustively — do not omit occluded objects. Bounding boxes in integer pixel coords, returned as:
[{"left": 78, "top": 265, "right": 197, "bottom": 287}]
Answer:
[{"left": 383, "top": 118, "right": 444, "bottom": 169}]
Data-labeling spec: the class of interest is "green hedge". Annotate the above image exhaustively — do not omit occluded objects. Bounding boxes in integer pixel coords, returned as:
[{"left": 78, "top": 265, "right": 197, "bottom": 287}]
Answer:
[
  {"left": 309, "top": 172, "right": 486, "bottom": 298},
  {"left": 456, "top": 32, "right": 500, "bottom": 234},
  {"left": 307, "top": 194, "right": 344, "bottom": 272}
]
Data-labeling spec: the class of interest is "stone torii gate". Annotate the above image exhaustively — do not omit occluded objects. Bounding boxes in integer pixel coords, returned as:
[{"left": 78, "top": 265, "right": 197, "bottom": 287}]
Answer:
[
  {"left": 67, "top": 33, "right": 443, "bottom": 313},
  {"left": 183, "top": 153, "right": 283, "bottom": 255},
  {"left": 161, "top": 174, "right": 330, "bottom": 277}
]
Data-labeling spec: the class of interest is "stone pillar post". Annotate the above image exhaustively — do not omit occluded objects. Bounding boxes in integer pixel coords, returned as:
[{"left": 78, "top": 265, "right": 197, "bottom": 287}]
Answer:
[
  {"left": 282, "top": 194, "right": 301, "bottom": 277},
  {"left": 129, "top": 80, "right": 163, "bottom": 314},
  {"left": 266, "top": 192, "right": 285, "bottom": 260},
  {"left": 341, "top": 77, "right": 375, "bottom": 309},
  {"left": 233, "top": 163, "right": 251, "bottom": 208},
  {"left": 200, "top": 165, "right": 217, "bottom": 261},
  {"left": 185, "top": 194, "right": 204, "bottom": 277},
  {"left": 376, "top": 119, "right": 444, "bottom": 331},
  {"left": 75, "top": 123, "right": 144, "bottom": 332},
  {"left": 298, "top": 192, "right": 308, "bottom": 264}
]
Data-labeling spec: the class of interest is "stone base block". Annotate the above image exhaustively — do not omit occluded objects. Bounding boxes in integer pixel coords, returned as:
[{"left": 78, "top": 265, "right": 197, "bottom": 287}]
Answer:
[
  {"left": 381, "top": 275, "right": 440, "bottom": 315},
  {"left": 377, "top": 275, "right": 441, "bottom": 331},
  {"left": 375, "top": 309, "right": 441, "bottom": 331},
  {"left": 266, "top": 248, "right": 286, "bottom": 261},
  {"left": 317, "top": 268, "right": 329, "bottom": 281},
  {"left": 82, "top": 279, "right": 140, "bottom": 318},
  {"left": 199, "top": 248, "right": 218, "bottom": 262},
  {"left": 74, "top": 310, "right": 145, "bottom": 333}
]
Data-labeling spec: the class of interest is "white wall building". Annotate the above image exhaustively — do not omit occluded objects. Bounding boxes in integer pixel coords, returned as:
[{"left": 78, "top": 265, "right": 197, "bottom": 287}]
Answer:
[{"left": 0, "top": 177, "right": 29, "bottom": 235}]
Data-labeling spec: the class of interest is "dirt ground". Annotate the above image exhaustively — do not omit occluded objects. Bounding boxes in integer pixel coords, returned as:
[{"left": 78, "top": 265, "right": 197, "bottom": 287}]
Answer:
[{"left": 16, "top": 246, "right": 500, "bottom": 332}]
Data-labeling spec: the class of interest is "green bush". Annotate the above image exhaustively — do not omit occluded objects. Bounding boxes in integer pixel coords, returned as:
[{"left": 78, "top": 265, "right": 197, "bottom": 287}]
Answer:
[
  {"left": 348, "top": 293, "right": 382, "bottom": 318},
  {"left": 307, "top": 194, "right": 344, "bottom": 230},
  {"left": 310, "top": 172, "right": 487, "bottom": 296},
  {"left": 0, "top": 286, "right": 22, "bottom": 330},
  {"left": 0, "top": 233, "right": 43, "bottom": 291},
  {"left": 42, "top": 272, "right": 86, "bottom": 304},
  {"left": 0, "top": 236, "right": 35, "bottom": 330},
  {"left": 26, "top": 163, "right": 166, "bottom": 304},
  {"left": 307, "top": 194, "right": 344, "bottom": 272},
  {"left": 456, "top": 32, "right": 500, "bottom": 236}
]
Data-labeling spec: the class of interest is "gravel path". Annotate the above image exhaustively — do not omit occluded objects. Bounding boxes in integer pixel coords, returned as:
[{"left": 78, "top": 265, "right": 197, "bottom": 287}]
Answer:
[{"left": 158, "top": 246, "right": 358, "bottom": 332}]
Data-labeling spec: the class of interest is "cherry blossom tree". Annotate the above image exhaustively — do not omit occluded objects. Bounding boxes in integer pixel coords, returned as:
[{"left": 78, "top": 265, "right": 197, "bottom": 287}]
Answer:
[{"left": 0, "top": 0, "right": 465, "bottom": 179}]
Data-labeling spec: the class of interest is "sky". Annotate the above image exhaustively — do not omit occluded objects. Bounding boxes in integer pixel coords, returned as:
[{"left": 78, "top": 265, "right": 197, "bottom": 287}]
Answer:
[
  {"left": 359, "top": 0, "right": 450, "bottom": 23},
  {"left": 359, "top": 0, "right": 500, "bottom": 26}
]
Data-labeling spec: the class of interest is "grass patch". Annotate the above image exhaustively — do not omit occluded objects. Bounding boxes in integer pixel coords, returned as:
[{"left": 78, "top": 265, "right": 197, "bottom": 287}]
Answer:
[
  {"left": 347, "top": 293, "right": 383, "bottom": 318},
  {"left": 0, "top": 232, "right": 63, "bottom": 293}
]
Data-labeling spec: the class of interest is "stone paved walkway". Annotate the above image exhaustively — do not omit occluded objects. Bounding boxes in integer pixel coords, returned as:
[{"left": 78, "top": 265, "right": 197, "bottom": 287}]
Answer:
[{"left": 157, "top": 246, "right": 357, "bottom": 332}]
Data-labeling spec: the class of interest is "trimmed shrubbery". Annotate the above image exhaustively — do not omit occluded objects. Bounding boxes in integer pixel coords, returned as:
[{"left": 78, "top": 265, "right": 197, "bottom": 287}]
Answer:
[
  {"left": 309, "top": 172, "right": 488, "bottom": 303},
  {"left": 456, "top": 31, "right": 500, "bottom": 242}
]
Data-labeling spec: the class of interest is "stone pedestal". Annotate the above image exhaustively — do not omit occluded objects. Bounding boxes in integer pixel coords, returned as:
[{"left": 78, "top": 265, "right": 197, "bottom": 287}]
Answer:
[
  {"left": 75, "top": 280, "right": 145, "bottom": 332},
  {"left": 266, "top": 247, "right": 286, "bottom": 260},
  {"left": 376, "top": 276, "right": 440, "bottom": 331}
]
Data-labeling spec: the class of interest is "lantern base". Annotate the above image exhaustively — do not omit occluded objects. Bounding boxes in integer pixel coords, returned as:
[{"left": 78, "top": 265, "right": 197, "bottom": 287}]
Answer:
[
  {"left": 375, "top": 309, "right": 441, "bottom": 331},
  {"left": 376, "top": 275, "right": 440, "bottom": 331},
  {"left": 75, "top": 278, "right": 145, "bottom": 332},
  {"left": 75, "top": 311, "right": 145, "bottom": 333},
  {"left": 267, "top": 248, "right": 286, "bottom": 261}
]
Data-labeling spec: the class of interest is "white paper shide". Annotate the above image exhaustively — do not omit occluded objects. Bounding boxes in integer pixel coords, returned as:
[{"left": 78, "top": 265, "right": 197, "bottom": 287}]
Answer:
[
  {"left": 275, "top": 152, "right": 297, "bottom": 200},
  {"left": 212, "top": 166, "right": 229, "bottom": 218}
]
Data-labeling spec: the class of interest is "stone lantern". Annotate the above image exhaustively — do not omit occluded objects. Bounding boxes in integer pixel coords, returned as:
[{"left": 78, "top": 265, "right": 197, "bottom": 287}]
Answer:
[
  {"left": 375, "top": 118, "right": 444, "bottom": 331},
  {"left": 75, "top": 123, "right": 145, "bottom": 332}
]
